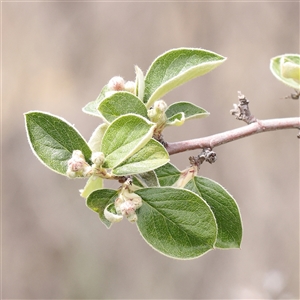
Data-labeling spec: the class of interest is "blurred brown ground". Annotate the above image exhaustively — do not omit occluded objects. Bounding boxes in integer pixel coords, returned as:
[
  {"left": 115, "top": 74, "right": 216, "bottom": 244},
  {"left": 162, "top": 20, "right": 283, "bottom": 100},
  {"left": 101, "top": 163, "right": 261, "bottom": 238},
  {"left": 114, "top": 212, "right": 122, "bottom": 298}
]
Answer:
[{"left": 2, "top": 2, "right": 299, "bottom": 299}]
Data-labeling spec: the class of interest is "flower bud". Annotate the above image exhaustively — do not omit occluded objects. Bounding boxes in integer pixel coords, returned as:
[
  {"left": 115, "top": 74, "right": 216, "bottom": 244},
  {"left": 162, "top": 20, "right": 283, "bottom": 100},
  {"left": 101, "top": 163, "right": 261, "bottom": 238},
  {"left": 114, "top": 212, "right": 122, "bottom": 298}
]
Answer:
[
  {"left": 66, "top": 150, "right": 91, "bottom": 178},
  {"left": 127, "top": 213, "right": 138, "bottom": 223},
  {"left": 107, "top": 76, "right": 125, "bottom": 91},
  {"left": 119, "top": 200, "right": 136, "bottom": 217},
  {"left": 123, "top": 189, "right": 142, "bottom": 209},
  {"left": 91, "top": 152, "right": 105, "bottom": 167},
  {"left": 147, "top": 100, "right": 168, "bottom": 123},
  {"left": 124, "top": 81, "right": 136, "bottom": 94}
]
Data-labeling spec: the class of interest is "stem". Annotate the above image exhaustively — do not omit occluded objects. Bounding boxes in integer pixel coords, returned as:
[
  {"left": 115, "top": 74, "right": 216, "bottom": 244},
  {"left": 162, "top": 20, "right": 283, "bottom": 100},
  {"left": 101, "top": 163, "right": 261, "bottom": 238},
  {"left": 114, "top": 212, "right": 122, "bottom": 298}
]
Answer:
[{"left": 166, "top": 117, "right": 300, "bottom": 155}]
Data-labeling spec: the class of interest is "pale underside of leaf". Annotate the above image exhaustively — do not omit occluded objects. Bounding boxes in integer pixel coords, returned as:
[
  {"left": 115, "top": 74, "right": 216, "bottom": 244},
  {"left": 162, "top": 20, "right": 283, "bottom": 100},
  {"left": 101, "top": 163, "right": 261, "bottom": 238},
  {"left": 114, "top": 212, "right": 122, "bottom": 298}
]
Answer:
[
  {"left": 88, "top": 123, "right": 108, "bottom": 152},
  {"left": 86, "top": 189, "right": 118, "bottom": 228},
  {"left": 270, "top": 54, "right": 300, "bottom": 89},
  {"left": 82, "top": 85, "right": 110, "bottom": 117},
  {"left": 166, "top": 101, "right": 209, "bottom": 125}
]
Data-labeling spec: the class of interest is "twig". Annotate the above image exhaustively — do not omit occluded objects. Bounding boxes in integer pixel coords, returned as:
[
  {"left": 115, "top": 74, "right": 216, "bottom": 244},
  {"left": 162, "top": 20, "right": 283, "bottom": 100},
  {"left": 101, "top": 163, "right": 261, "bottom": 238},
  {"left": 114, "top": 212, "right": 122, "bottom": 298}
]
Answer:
[
  {"left": 166, "top": 117, "right": 300, "bottom": 155},
  {"left": 230, "top": 91, "right": 257, "bottom": 124}
]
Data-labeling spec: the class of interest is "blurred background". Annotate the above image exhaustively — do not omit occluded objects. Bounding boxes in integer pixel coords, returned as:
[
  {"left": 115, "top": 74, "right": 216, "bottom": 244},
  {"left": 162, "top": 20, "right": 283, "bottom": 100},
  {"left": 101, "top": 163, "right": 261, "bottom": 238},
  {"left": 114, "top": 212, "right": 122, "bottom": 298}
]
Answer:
[{"left": 2, "top": 2, "right": 299, "bottom": 299}]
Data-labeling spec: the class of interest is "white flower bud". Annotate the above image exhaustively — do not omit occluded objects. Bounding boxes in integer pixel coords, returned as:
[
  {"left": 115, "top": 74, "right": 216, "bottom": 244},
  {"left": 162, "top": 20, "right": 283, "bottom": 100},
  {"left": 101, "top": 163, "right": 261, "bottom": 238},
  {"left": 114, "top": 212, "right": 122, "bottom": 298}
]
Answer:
[
  {"left": 66, "top": 170, "right": 77, "bottom": 179},
  {"left": 91, "top": 152, "right": 105, "bottom": 167},
  {"left": 147, "top": 100, "right": 168, "bottom": 123},
  {"left": 123, "top": 189, "right": 142, "bottom": 209},
  {"left": 127, "top": 213, "right": 138, "bottom": 223},
  {"left": 124, "top": 80, "right": 136, "bottom": 94},
  {"left": 119, "top": 200, "right": 136, "bottom": 217},
  {"left": 107, "top": 76, "right": 125, "bottom": 91}
]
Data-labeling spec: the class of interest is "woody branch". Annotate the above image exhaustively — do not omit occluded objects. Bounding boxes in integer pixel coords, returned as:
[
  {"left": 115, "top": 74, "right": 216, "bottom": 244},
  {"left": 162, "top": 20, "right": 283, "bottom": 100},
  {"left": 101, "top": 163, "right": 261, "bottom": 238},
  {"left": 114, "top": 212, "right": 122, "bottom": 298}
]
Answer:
[{"left": 166, "top": 92, "right": 300, "bottom": 156}]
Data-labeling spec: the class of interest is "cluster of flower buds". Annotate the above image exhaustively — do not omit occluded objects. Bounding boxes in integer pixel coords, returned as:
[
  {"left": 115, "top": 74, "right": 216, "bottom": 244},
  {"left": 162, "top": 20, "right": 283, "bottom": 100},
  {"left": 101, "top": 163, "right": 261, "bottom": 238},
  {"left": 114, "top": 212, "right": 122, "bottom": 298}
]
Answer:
[
  {"left": 147, "top": 99, "right": 168, "bottom": 123},
  {"left": 106, "top": 76, "right": 136, "bottom": 96},
  {"left": 104, "top": 180, "right": 143, "bottom": 224},
  {"left": 91, "top": 151, "right": 105, "bottom": 169},
  {"left": 66, "top": 150, "right": 92, "bottom": 178}
]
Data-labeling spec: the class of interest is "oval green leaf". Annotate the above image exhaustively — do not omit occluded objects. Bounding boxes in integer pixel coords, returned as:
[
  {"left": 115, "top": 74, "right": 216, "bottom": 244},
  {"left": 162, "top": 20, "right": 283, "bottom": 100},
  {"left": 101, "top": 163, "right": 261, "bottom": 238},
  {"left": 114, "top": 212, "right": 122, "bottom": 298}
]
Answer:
[
  {"left": 154, "top": 162, "right": 181, "bottom": 186},
  {"left": 86, "top": 189, "right": 118, "bottom": 228},
  {"left": 98, "top": 91, "right": 148, "bottom": 123},
  {"left": 143, "top": 48, "right": 226, "bottom": 107},
  {"left": 101, "top": 114, "right": 155, "bottom": 169},
  {"left": 82, "top": 85, "right": 110, "bottom": 117},
  {"left": 166, "top": 101, "right": 209, "bottom": 126},
  {"left": 112, "top": 138, "right": 169, "bottom": 176},
  {"left": 135, "top": 187, "right": 217, "bottom": 259},
  {"left": 185, "top": 176, "right": 242, "bottom": 249},
  {"left": 24, "top": 111, "right": 91, "bottom": 175},
  {"left": 133, "top": 171, "right": 159, "bottom": 188},
  {"left": 270, "top": 54, "right": 300, "bottom": 89}
]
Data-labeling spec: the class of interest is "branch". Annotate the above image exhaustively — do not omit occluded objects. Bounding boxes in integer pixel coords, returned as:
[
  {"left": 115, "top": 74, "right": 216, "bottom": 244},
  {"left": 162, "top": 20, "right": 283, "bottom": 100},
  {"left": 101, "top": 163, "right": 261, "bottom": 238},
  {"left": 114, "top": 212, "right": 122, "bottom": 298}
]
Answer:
[{"left": 166, "top": 117, "right": 300, "bottom": 155}]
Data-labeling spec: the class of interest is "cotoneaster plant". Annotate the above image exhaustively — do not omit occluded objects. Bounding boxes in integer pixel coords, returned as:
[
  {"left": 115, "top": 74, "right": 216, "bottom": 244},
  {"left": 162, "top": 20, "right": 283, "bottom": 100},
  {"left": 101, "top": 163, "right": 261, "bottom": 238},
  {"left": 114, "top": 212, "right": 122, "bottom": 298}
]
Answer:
[{"left": 24, "top": 48, "right": 300, "bottom": 259}]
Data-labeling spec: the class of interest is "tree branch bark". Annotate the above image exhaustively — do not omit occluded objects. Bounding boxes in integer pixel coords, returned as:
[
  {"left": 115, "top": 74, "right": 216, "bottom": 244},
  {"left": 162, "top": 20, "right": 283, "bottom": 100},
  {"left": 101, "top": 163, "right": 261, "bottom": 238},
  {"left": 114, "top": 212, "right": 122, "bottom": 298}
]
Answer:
[{"left": 166, "top": 117, "right": 300, "bottom": 155}]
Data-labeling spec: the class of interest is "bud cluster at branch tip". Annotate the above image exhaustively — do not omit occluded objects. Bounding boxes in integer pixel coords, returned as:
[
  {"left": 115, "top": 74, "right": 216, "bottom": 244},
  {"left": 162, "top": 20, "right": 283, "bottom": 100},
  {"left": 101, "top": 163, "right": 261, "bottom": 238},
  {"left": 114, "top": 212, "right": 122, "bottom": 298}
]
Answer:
[
  {"left": 66, "top": 150, "right": 92, "bottom": 178},
  {"left": 104, "top": 178, "right": 143, "bottom": 224},
  {"left": 106, "top": 76, "right": 136, "bottom": 97}
]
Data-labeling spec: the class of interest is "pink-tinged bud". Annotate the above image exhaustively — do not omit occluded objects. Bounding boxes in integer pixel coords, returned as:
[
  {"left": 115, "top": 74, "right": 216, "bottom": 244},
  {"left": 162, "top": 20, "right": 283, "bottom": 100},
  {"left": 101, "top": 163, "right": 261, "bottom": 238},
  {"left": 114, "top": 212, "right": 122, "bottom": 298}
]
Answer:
[
  {"left": 107, "top": 76, "right": 125, "bottom": 91},
  {"left": 66, "top": 150, "right": 91, "bottom": 178},
  {"left": 119, "top": 200, "right": 136, "bottom": 217}
]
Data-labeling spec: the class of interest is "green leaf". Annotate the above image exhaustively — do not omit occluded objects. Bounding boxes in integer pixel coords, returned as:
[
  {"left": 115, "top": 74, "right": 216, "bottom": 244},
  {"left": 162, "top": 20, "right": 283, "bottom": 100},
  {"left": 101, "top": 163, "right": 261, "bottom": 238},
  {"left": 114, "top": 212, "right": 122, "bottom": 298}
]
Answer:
[
  {"left": 112, "top": 138, "right": 169, "bottom": 176},
  {"left": 270, "top": 54, "right": 300, "bottom": 89},
  {"left": 166, "top": 101, "right": 210, "bottom": 126},
  {"left": 82, "top": 85, "right": 110, "bottom": 117},
  {"left": 98, "top": 91, "right": 148, "bottom": 123},
  {"left": 86, "top": 189, "right": 118, "bottom": 228},
  {"left": 101, "top": 114, "right": 155, "bottom": 169},
  {"left": 133, "top": 171, "right": 159, "bottom": 188},
  {"left": 135, "top": 65, "right": 145, "bottom": 101},
  {"left": 154, "top": 162, "right": 181, "bottom": 186},
  {"left": 80, "top": 176, "right": 103, "bottom": 199},
  {"left": 24, "top": 111, "right": 91, "bottom": 175},
  {"left": 185, "top": 176, "right": 242, "bottom": 249},
  {"left": 88, "top": 123, "right": 108, "bottom": 152},
  {"left": 143, "top": 48, "right": 226, "bottom": 107},
  {"left": 135, "top": 187, "right": 217, "bottom": 259}
]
